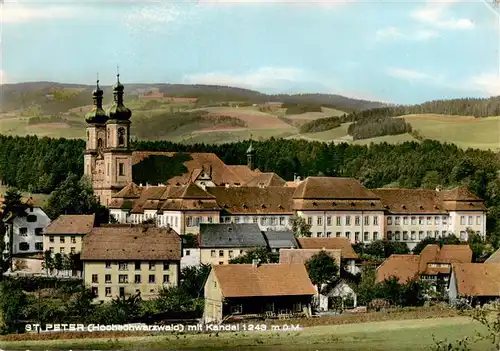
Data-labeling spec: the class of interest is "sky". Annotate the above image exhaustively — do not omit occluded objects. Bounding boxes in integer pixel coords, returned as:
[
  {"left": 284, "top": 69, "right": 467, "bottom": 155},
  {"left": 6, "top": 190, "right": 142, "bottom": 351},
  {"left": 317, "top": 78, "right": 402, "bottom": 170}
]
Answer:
[{"left": 0, "top": 0, "right": 499, "bottom": 104}]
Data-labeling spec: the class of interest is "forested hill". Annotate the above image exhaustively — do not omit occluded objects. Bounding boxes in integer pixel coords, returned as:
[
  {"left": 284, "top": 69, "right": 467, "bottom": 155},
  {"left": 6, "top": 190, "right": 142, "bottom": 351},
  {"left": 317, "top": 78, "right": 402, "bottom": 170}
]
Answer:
[
  {"left": 347, "top": 96, "right": 500, "bottom": 120},
  {"left": 0, "top": 82, "right": 387, "bottom": 114}
]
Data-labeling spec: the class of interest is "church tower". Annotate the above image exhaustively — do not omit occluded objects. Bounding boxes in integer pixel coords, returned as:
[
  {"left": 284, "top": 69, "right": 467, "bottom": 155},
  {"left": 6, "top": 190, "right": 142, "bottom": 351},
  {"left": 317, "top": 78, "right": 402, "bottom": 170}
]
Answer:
[
  {"left": 246, "top": 139, "right": 255, "bottom": 170},
  {"left": 84, "top": 79, "right": 109, "bottom": 205},
  {"left": 100, "top": 73, "right": 133, "bottom": 206}
]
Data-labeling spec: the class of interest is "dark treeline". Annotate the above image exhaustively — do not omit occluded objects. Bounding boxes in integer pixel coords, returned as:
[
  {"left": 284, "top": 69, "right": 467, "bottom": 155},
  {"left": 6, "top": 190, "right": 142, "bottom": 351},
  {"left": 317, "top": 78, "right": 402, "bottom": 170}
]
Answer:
[
  {"left": 2, "top": 136, "right": 500, "bottom": 244},
  {"left": 283, "top": 103, "right": 323, "bottom": 115},
  {"left": 300, "top": 116, "right": 342, "bottom": 133},
  {"left": 347, "top": 116, "right": 413, "bottom": 140}
]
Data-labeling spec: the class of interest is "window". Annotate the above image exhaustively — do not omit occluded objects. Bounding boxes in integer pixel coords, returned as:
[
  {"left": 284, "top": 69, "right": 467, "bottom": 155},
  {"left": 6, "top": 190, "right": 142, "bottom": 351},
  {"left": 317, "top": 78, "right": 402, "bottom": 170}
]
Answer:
[
  {"left": 427, "top": 230, "right": 432, "bottom": 238},
  {"left": 477, "top": 216, "right": 482, "bottom": 225},
  {"left": 346, "top": 232, "right": 351, "bottom": 239},
  {"left": 149, "top": 275, "right": 155, "bottom": 283},
  {"left": 119, "top": 287, "right": 125, "bottom": 298},
  {"left": 403, "top": 217, "right": 409, "bottom": 225},
  {"left": 119, "top": 263, "right": 128, "bottom": 271},
  {"left": 118, "top": 127, "right": 126, "bottom": 146},
  {"left": 346, "top": 216, "right": 351, "bottom": 226},
  {"left": 387, "top": 231, "right": 393, "bottom": 240},
  {"left": 228, "top": 250, "right": 234, "bottom": 258},
  {"left": 419, "top": 231, "right": 424, "bottom": 240},
  {"left": 460, "top": 216, "right": 465, "bottom": 225},
  {"left": 435, "top": 216, "right": 440, "bottom": 225},
  {"left": 163, "top": 262, "right": 169, "bottom": 270},
  {"left": 434, "top": 230, "right": 439, "bottom": 238},
  {"left": 411, "top": 231, "right": 416, "bottom": 240},
  {"left": 19, "top": 228, "right": 28, "bottom": 236},
  {"left": 105, "top": 287, "right": 112, "bottom": 297},
  {"left": 49, "top": 247, "right": 54, "bottom": 253},
  {"left": 327, "top": 216, "right": 332, "bottom": 226},
  {"left": 231, "top": 304, "right": 243, "bottom": 314},
  {"left": 317, "top": 216, "right": 322, "bottom": 226},
  {"left": 130, "top": 274, "right": 139, "bottom": 284},
  {"left": 19, "top": 242, "right": 29, "bottom": 251},
  {"left": 411, "top": 217, "right": 416, "bottom": 225},
  {"left": 364, "top": 216, "right": 369, "bottom": 226},
  {"left": 403, "top": 231, "right": 409, "bottom": 240},
  {"left": 163, "top": 275, "right": 169, "bottom": 284},
  {"left": 211, "top": 250, "right": 216, "bottom": 257},
  {"left": 119, "top": 275, "right": 128, "bottom": 283},
  {"left": 92, "top": 274, "right": 98, "bottom": 283},
  {"left": 35, "top": 242, "right": 43, "bottom": 250},
  {"left": 418, "top": 217, "right": 424, "bottom": 225},
  {"left": 355, "top": 232, "right": 360, "bottom": 241},
  {"left": 460, "top": 231, "right": 467, "bottom": 240},
  {"left": 307, "top": 217, "right": 312, "bottom": 225},
  {"left": 442, "top": 216, "right": 447, "bottom": 225},
  {"left": 118, "top": 163, "right": 125, "bottom": 176},
  {"left": 234, "top": 217, "right": 240, "bottom": 224},
  {"left": 24, "top": 214, "right": 37, "bottom": 223},
  {"left": 326, "top": 231, "right": 332, "bottom": 237},
  {"left": 105, "top": 262, "right": 112, "bottom": 269},
  {"left": 105, "top": 274, "right": 111, "bottom": 283},
  {"left": 219, "top": 261, "right": 223, "bottom": 265},
  {"left": 426, "top": 217, "right": 432, "bottom": 225},
  {"left": 185, "top": 250, "right": 190, "bottom": 256},
  {"left": 468, "top": 216, "right": 473, "bottom": 225},
  {"left": 71, "top": 236, "right": 76, "bottom": 244},
  {"left": 91, "top": 287, "right": 98, "bottom": 297},
  {"left": 35, "top": 228, "right": 43, "bottom": 236},
  {"left": 373, "top": 216, "right": 378, "bottom": 226},
  {"left": 336, "top": 232, "right": 341, "bottom": 237},
  {"left": 372, "top": 232, "right": 378, "bottom": 241},
  {"left": 60, "top": 236, "right": 65, "bottom": 243},
  {"left": 442, "top": 230, "right": 447, "bottom": 237},
  {"left": 386, "top": 217, "right": 392, "bottom": 225},
  {"left": 186, "top": 216, "right": 193, "bottom": 227},
  {"left": 253, "top": 217, "right": 258, "bottom": 224},
  {"left": 149, "top": 262, "right": 156, "bottom": 271},
  {"left": 363, "top": 232, "right": 369, "bottom": 241},
  {"left": 317, "top": 232, "right": 323, "bottom": 237},
  {"left": 219, "top": 250, "right": 224, "bottom": 257},
  {"left": 395, "top": 231, "right": 401, "bottom": 240},
  {"left": 208, "top": 216, "right": 213, "bottom": 223},
  {"left": 395, "top": 217, "right": 401, "bottom": 225},
  {"left": 280, "top": 217, "right": 285, "bottom": 225},
  {"left": 59, "top": 247, "right": 64, "bottom": 254},
  {"left": 336, "top": 216, "right": 341, "bottom": 226}
]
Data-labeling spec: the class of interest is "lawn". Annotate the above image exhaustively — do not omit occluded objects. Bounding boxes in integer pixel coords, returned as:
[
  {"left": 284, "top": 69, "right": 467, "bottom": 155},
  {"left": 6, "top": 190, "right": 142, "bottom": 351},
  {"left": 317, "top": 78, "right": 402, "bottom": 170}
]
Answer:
[{"left": 0, "top": 317, "right": 491, "bottom": 351}]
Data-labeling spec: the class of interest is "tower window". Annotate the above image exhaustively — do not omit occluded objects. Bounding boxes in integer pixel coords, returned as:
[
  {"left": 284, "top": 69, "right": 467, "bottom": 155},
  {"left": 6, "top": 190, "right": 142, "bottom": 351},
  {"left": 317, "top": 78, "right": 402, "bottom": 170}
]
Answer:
[
  {"left": 87, "top": 131, "right": 90, "bottom": 142},
  {"left": 119, "top": 163, "right": 125, "bottom": 176},
  {"left": 118, "top": 127, "right": 125, "bottom": 146},
  {"left": 97, "top": 138, "right": 103, "bottom": 148}
]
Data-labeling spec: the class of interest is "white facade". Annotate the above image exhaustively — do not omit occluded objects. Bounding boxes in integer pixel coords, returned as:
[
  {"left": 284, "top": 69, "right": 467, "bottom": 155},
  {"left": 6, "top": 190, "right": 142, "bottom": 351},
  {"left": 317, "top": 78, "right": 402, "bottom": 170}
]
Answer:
[
  {"left": 448, "top": 211, "right": 486, "bottom": 240},
  {"left": 3, "top": 207, "right": 51, "bottom": 256},
  {"left": 220, "top": 214, "right": 293, "bottom": 232},
  {"left": 181, "top": 248, "right": 201, "bottom": 268},
  {"left": 297, "top": 211, "right": 385, "bottom": 244}
]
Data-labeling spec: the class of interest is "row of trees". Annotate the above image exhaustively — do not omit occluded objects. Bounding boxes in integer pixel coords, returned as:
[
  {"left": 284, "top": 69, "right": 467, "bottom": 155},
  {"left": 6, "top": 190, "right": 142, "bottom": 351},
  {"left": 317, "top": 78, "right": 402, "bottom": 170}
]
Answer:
[
  {"left": 283, "top": 103, "right": 323, "bottom": 115},
  {"left": 346, "top": 116, "right": 413, "bottom": 140},
  {"left": 299, "top": 116, "right": 342, "bottom": 133}
]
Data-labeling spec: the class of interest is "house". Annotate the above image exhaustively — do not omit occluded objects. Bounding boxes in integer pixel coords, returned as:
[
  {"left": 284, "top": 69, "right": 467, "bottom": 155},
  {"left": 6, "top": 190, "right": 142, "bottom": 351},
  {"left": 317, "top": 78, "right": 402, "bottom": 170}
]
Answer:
[
  {"left": 43, "top": 214, "right": 95, "bottom": 255},
  {"left": 181, "top": 234, "right": 201, "bottom": 269},
  {"left": 263, "top": 231, "right": 298, "bottom": 253},
  {"left": 449, "top": 263, "right": 500, "bottom": 305},
  {"left": 199, "top": 223, "right": 267, "bottom": 265},
  {"left": 373, "top": 187, "right": 486, "bottom": 250},
  {"left": 206, "top": 187, "right": 295, "bottom": 232},
  {"left": 3, "top": 198, "right": 51, "bottom": 259},
  {"left": 292, "top": 177, "right": 386, "bottom": 243},
  {"left": 203, "top": 262, "right": 315, "bottom": 323},
  {"left": 297, "top": 237, "right": 359, "bottom": 274},
  {"left": 376, "top": 244, "right": 472, "bottom": 294},
  {"left": 80, "top": 224, "right": 181, "bottom": 302}
]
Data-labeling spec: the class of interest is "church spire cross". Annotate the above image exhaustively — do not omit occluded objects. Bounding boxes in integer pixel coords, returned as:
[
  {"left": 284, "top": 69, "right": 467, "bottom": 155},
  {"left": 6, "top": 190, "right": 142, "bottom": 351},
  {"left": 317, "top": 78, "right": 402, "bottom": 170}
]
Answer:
[{"left": 117, "top": 64, "right": 120, "bottom": 83}]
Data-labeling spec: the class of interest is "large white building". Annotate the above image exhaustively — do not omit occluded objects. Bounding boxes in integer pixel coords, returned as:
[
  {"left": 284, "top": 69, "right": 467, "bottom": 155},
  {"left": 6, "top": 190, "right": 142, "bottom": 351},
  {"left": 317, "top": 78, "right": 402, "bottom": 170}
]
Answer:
[{"left": 2, "top": 199, "right": 51, "bottom": 258}]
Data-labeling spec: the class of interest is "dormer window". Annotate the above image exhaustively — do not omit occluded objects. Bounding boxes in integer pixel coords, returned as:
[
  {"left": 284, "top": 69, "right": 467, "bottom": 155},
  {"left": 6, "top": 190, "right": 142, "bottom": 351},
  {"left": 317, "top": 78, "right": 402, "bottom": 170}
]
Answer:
[
  {"left": 332, "top": 202, "right": 337, "bottom": 206},
  {"left": 370, "top": 202, "right": 375, "bottom": 207},
  {"left": 434, "top": 205, "right": 439, "bottom": 210},
  {"left": 228, "top": 227, "right": 233, "bottom": 232},
  {"left": 419, "top": 205, "right": 424, "bottom": 210},
  {"left": 261, "top": 204, "right": 266, "bottom": 209},
  {"left": 312, "top": 201, "right": 317, "bottom": 206},
  {"left": 243, "top": 204, "right": 248, "bottom": 209},
  {"left": 401, "top": 205, "right": 406, "bottom": 209},
  {"left": 469, "top": 202, "right": 474, "bottom": 206},
  {"left": 278, "top": 204, "right": 283, "bottom": 209},
  {"left": 351, "top": 202, "right": 355, "bottom": 207},
  {"left": 384, "top": 205, "right": 390, "bottom": 209}
]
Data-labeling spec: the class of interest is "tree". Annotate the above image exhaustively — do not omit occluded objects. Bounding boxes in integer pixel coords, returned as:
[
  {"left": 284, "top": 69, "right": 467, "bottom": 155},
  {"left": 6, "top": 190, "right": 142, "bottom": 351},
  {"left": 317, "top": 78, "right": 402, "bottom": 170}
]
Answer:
[
  {"left": 412, "top": 235, "right": 462, "bottom": 255},
  {"left": 179, "top": 264, "right": 210, "bottom": 298},
  {"left": 45, "top": 173, "right": 109, "bottom": 224},
  {"left": 0, "top": 187, "right": 25, "bottom": 278},
  {"left": 42, "top": 250, "right": 54, "bottom": 275},
  {"left": 467, "top": 231, "right": 493, "bottom": 262},
  {"left": 305, "top": 250, "right": 339, "bottom": 291},
  {"left": 53, "top": 253, "right": 63, "bottom": 275},
  {"left": 0, "top": 279, "right": 28, "bottom": 334},
  {"left": 290, "top": 214, "right": 311, "bottom": 237},
  {"left": 155, "top": 286, "right": 202, "bottom": 313},
  {"left": 229, "top": 247, "right": 279, "bottom": 264}
]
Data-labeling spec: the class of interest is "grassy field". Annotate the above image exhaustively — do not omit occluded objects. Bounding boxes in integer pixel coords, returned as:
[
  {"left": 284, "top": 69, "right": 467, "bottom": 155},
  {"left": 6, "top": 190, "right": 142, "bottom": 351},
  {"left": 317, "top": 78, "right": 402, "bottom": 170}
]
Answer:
[{"left": 0, "top": 317, "right": 492, "bottom": 351}]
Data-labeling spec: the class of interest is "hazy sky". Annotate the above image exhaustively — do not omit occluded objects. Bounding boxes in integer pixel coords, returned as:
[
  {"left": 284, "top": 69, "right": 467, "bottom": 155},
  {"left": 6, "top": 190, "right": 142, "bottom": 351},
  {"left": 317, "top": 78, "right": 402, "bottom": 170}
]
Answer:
[{"left": 1, "top": 0, "right": 498, "bottom": 104}]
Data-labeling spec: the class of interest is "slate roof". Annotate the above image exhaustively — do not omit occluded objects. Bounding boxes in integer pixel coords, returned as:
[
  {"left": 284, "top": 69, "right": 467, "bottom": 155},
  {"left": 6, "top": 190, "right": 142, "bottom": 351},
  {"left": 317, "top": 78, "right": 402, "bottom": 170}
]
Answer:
[
  {"left": 212, "top": 263, "right": 316, "bottom": 298},
  {"left": 263, "top": 231, "right": 298, "bottom": 249},
  {"left": 199, "top": 223, "right": 267, "bottom": 248}
]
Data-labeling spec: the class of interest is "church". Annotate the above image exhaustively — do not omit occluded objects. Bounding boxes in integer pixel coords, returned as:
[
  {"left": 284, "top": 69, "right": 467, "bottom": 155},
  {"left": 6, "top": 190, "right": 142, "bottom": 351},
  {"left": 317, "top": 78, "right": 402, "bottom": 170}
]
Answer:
[{"left": 83, "top": 76, "right": 264, "bottom": 206}]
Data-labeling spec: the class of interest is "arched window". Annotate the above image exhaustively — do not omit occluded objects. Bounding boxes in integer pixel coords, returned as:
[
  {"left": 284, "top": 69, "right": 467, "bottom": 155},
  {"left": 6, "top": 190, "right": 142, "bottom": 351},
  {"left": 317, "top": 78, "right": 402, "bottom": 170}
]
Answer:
[
  {"left": 118, "top": 127, "right": 125, "bottom": 146},
  {"left": 87, "top": 131, "right": 90, "bottom": 141},
  {"left": 97, "top": 138, "right": 103, "bottom": 148}
]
